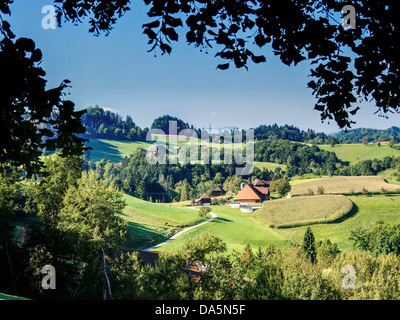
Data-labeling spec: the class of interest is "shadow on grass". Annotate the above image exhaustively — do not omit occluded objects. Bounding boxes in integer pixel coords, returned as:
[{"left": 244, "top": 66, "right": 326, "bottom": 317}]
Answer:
[
  {"left": 86, "top": 139, "right": 122, "bottom": 162},
  {"left": 211, "top": 217, "right": 233, "bottom": 223},
  {"left": 331, "top": 201, "right": 359, "bottom": 224},
  {"left": 123, "top": 221, "right": 170, "bottom": 250}
]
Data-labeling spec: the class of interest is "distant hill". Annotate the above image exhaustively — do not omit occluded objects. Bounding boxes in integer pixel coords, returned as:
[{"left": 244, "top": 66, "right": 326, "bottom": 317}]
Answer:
[
  {"left": 331, "top": 126, "right": 400, "bottom": 143},
  {"left": 81, "top": 106, "right": 150, "bottom": 141},
  {"left": 253, "top": 124, "right": 331, "bottom": 144}
]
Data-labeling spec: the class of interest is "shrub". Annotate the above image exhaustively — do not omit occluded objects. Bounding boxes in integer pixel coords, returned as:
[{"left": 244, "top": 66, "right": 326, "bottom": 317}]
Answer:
[{"left": 317, "top": 186, "right": 325, "bottom": 195}]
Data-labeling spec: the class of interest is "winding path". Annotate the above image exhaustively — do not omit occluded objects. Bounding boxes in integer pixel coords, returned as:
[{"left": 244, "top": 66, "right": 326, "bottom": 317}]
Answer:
[{"left": 143, "top": 208, "right": 217, "bottom": 252}]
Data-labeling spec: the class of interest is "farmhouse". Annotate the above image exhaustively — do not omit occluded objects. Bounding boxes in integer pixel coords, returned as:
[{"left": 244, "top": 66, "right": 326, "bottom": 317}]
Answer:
[
  {"left": 234, "top": 179, "right": 270, "bottom": 204},
  {"left": 195, "top": 193, "right": 211, "bottom": 206},
  {"left": 212, "top": 186, "right": 226, "bottom": 197},
  {"left": 252, "top": 179, "right": 271, "bottom": 188}
]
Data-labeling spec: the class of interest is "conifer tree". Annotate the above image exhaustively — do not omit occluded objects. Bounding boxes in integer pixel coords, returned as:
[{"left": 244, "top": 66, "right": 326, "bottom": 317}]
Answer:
[{"left": 302, "top": 227, "right": 317, "bottom": 264}]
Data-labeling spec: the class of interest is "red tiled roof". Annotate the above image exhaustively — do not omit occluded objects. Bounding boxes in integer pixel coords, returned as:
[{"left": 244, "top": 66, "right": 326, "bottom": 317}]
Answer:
[
  {"left": 234, "top": 184, "right": 263, "bottom": 201},
  {"left": 254, "top": 186, "right": 269, "bottom": 195},
  {"left": 252, "top": 179, "right": 270, "bottom": 187}
]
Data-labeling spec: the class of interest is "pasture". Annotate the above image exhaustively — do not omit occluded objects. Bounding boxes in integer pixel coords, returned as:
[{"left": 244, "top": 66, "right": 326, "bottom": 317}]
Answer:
[
  {"left": 319, "top": 143, "right": 400, "bottom": 164},
  {"left": 149, "top": 205, "right": 292, "bottom": 254},
  {"left": 254, "top": 161, "right": 286, "bottom": 171},
  {"left": 120, "top": 195, "right": 209, "bottom": 249}
]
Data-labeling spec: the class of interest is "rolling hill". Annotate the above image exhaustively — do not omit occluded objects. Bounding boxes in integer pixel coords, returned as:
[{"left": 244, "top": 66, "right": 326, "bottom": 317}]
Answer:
[
  {"left": 319, "top": 143, "right": 400, "bottom": 164},
  {"left": 148, "top": 205, "right": 292, "bottom": 254},
  {"left": 86, "top": 139, "right": 153, "bottom": 162},
  {"left": 120, "top": 194, "right": 209, "bottom": 250}
]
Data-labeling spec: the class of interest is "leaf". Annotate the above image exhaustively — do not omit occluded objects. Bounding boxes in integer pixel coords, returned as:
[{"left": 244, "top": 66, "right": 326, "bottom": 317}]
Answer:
[
  {"left": 229, "top": 24, "right": 240, "bottom": 34},
  {"left": 143, "top": 28, "right": 157, "bottom": 40},
  {"left": 160, "top": 43, "right": 172, "bottom": 54},
  {"left": 216, "top": 63, "right": 230, "bottom": 70},
  {"left": 142, "top": 20, "right": 160, "bottom": 29},
  {"left": 165, "top": 16, "right": 183, "bottom": 28},
  {"left": 251, "top": 55, "right": 266, "bottom": 63},
  {"left": 307, "top": 80, "right": 317, "bottom": 90},
  {"left": 163, "top": 27, "right": 178, "bottom": 41}
]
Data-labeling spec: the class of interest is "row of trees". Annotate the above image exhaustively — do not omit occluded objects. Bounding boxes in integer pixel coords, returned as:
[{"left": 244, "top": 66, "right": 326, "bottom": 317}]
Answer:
[
  {"left": 337, "top": 156, "right": 400, "bottom": 179},
  {"left": 253, "top": 124, "right": 332, "bottom": 144},
  {"left": 254, "top": 140, "right": 341, "bottom": 176},
  {"left": 333, "top": 127, "right": 400, "bottom": 144}
]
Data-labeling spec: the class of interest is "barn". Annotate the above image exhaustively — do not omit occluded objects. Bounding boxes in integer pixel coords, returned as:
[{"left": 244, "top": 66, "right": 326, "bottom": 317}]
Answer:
[{"left": 195, "top": 193, "right": 211, "bottom": 206}]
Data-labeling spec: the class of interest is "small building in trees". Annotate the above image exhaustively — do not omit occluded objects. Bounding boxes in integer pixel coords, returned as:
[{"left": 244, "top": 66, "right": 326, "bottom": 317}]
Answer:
[
  {"left": 212, "top": 186, "right": 226, "bottom": 197},
  {"left": 195, "top": 193, "right": 211, "bottom": 206}
]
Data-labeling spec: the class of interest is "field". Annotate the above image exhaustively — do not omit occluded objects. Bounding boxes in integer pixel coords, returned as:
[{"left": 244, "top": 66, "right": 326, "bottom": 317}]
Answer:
[
  {"left": 149, "top": 205, "right": 292, "bottom": 254},
  {"left": 274, "top": 194, "right": 400, "bottom": 252},
  {"left": 319, "top": 143, "right": 400, "bottom": 164},
  {"left": 120, "top": 195, "right": 209, "bottom": 249},
  {"left": 251, "top": 195, "right": 353, "bottom": 228},
  {"left": 290, "top": 176, "right": 400, "bottom": 196},
  {"left": 86, "top": 139, "right": 153, "bottom": 162},
  {"left": 254, "top": 161, "right": 286, "bottom": 171},
  {"left": 86, "top": 137, "right": 245, "bottom": 164}
]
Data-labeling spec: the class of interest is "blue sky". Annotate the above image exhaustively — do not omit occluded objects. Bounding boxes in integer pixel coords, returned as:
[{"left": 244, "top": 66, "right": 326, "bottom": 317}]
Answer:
[{"left": 6, "top": 0, "right": 400, "bottom": 133}]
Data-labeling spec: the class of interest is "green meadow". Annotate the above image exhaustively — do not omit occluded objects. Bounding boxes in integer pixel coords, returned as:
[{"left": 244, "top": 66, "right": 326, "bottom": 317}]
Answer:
[
  {"left": 290, "top": 175, "right": 400, "bottom": 196},
  {"left": 120, "top": 195, "right": 209, "bottom": 250},
  {"left": 254, "top": 161, "right": 286, "bottom": 171},
  {"left": 148, "top": 205, "right": 292, "bottom": 254},
  {"left": 0, "top": 293, "right": 29, "bottom": 300},
  {"left": 86, "top": 139, "right": 153, "bottom": 162},
  {"left": 273, "top": 194, "right": 400, "bottom": 252},
  {"left": 319, "top": 143, "right": 400, "bottom": 164}
]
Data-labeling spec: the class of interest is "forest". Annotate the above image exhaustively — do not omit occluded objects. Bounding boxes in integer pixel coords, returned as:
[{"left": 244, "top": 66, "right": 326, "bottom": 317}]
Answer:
[{"left": 332, "top": 127, "right": 400, "bottom": 144}]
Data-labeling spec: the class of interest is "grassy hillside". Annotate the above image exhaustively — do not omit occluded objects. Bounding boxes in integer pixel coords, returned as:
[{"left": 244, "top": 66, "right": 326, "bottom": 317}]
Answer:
[
  {"left": 86, "top": 139, "right": 153, "bottom": 162},
  {"left": 150, "top": 206, "right": 292, "bottom": 254},
  {"left": 319, "top": 143, "right": 400, "bottom": 164},
  {"left": 120, "top": 195, "right": 209, "bottom": 249},
  {"left": 290, "top": 176, "right": 400, "bottom": 196},
  {"left": 274, "top": 194, "right": 400, "bottom": 252},
  {"left": 0, "top": 292, "right": 29, "bottom": 300},
  {"left": 254, "top": 161, "right": 286, "bottom": 171},
  {"left": 251, "top": 195, "right": 353, "bottom": 228}
]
